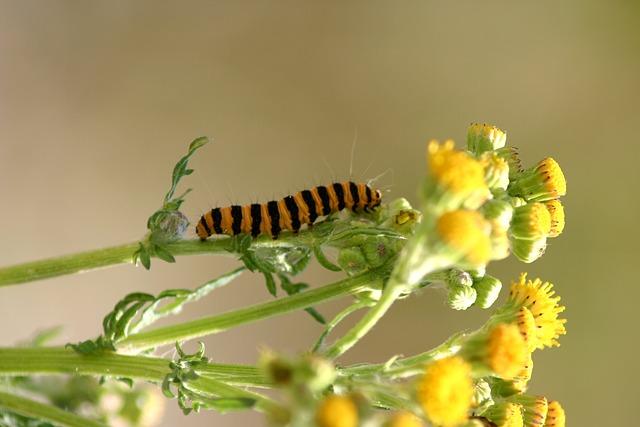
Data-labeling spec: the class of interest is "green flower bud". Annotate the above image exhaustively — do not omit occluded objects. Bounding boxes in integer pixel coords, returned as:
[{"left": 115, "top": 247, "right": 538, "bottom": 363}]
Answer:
[
  {"left": 448, "top": 284, "right": 477, "bottom": 310},
  {"left": 510, "top": 203, "right": 551, "bottom": 240},
  {"left": 480, "top": 152, "right": 510, "bottom": 190},
  {"left": 482, "top": 199, "right": 514, "bottom": 231},
  {"left": 481, "top": 402, "right": 524, "bottom": 427},
  {"left": 473, "top": 275, "right": 502, "bottom": 309},
  {"left": 362, "top": 240, "right": 392, "bottom": 268},
  {"left": 508, "top": 157, "right": 567, "bottom": 202},
  {"left": 337, "top": 247, "right": 368, "bottom": 275},
  {"left": 489, "top": 224, "right": 511, "bottom": 261},
  {"left": 297, "top": 355, "right": 336, "bottom": 393},
  {"left": 261, "top": 353, "right": 294, "bottom": 386},
  {"left": 495, "top": 146, "right": 523, "bottom": 180},
  {"left": 511, "top": 236, "right": 547, "bottom": 263},
  {"left": 469, "top": 266, "right": 486, "bottom": 280},
  {"left": 507, "top": 395, "right": 548, "bottom": 427},
  {"left": 467, "top": 123, "right": 507, "bottom": 155},
  {"left": 448, "top": 268, "right": 473, "bottom": 287}
]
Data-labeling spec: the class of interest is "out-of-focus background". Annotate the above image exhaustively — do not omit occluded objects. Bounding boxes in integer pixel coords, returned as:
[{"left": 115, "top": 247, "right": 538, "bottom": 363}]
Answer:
[{"left": 1, "top": 1, "right": 638, "bottom": 425}]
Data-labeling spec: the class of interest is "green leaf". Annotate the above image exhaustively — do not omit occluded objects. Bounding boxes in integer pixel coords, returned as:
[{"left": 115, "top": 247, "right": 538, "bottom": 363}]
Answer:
[
  {"left": 196, "top": 397, "right": 256, "bottom": 413},
  {"left": 304, "top": 307, "right": 326, "bottom": 324},
  {"left": 153, "top": 244, "right": 176, "bottom": 263},
  {"left": 137, "top": 243, "right": 151, "bottom": 270},
  {"left": 278, "top": 275, "right": 325, "bottom": 324},
  {"left": 164, "top": 136, "right": 209, "bottom": 204},
  {"left": 129, "top": 267, "right": 244, "bottom": 334},
  {"left": 263, "top": 272, "right": 277, "bottom": 297},
  {"left": 313, "top": 245, "right": 342, "bottom": 272}
]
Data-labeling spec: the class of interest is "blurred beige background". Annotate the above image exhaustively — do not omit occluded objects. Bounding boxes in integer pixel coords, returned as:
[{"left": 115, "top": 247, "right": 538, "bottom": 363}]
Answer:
[{"left": 1, "top": 1, "right": 638, "bottom": 425}]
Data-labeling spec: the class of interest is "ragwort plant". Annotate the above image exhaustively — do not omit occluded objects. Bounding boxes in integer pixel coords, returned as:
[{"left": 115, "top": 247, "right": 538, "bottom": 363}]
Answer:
[{"left": 0, "top": 123, "right": 567, "bottom": 427}]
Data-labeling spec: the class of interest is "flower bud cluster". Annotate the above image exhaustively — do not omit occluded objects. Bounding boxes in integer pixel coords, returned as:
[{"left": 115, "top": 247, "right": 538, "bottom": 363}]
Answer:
[{"left": 410, "top": 123, "right": 568, "bottom": 276}]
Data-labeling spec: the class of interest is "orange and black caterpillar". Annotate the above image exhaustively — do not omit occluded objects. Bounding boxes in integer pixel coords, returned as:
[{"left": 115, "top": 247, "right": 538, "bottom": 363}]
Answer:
[{"left": 196, "top": 181, "right": 382, "bottom": 240}]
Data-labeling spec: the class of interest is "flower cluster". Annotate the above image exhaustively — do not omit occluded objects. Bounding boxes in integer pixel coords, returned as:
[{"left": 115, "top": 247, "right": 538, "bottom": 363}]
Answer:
[{"left": 262, "top": 123, "right": 567, "bottom": 427}]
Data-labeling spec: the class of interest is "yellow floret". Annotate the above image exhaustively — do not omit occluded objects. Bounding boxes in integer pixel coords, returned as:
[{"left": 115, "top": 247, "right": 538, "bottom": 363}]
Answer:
[
  {"left": 487, "top": 323, "right": 528, "bottom": 380},
  {"left": 536, "top": 158, "right": 567, "bottom": 198},
  {"left": 516, "top": 307, "right": 538, "bottom": 352},
  {"left": 544, "top": 401, "right": 566, "bottom": 427},
  {"left": 509, "top": 274, "right": 566, "bottom": 349},
  {"left": 388, "top": 411, "right": 423, "bottom": 427},
  {"left": 437, "top": 210, "right": 492, "bottom": 266},
  {"left": 418, "top": 356, "right": 473, "bottom": 427},
  {"left": 427, "top": 140, "right": 488, "bottom": 198},
  {"left": 315, "top": 395, "right": 358, "bottom": 427},
  {"left": 544, "top": 199, "right": 565, "bottom": 238}
]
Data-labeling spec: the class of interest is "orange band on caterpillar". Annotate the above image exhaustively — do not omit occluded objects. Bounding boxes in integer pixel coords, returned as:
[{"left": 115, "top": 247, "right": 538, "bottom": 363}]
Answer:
[{"left": 196, "top": 181, "right": 382, "bottom": 240}]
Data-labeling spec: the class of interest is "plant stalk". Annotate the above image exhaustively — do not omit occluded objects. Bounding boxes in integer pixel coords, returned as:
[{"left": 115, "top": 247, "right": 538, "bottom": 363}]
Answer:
[
  {"left": 118, "top": 268, "right": 383, "bottom": 351},
  {"left": 0, "top": 390, "right": 107, "bottom": 427}
]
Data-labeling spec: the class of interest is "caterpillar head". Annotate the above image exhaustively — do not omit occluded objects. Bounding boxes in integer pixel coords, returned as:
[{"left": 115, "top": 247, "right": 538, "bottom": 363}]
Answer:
[{"left": 370, "top": 188, "right": 383, "bottom": 208}]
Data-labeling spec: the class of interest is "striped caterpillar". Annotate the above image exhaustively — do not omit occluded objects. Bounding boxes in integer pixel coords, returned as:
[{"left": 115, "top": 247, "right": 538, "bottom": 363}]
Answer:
[{"left": 196, "top": 181, "right": 382, "bottom": 240}]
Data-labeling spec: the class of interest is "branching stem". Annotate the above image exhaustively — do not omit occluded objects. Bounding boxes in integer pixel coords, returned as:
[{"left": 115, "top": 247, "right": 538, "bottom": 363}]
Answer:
[{"left": 118, "top": 268, "right": 384, "bottom": 351}]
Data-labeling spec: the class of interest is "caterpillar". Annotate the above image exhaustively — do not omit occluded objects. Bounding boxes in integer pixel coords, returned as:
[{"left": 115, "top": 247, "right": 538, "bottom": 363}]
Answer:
[{"left": 196, "top": 181, "right": 382, "bottom": 240}]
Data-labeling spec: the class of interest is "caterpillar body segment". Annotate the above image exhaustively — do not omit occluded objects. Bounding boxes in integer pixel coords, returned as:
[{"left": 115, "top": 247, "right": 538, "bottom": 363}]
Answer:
[{"left": 196, "top": 181, "right": 382, "bottom": 240}]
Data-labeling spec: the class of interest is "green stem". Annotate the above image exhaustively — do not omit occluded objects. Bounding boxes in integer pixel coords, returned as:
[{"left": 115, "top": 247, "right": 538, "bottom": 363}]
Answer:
[
  {"left": 0, "top": 234, "right": 312, "bottom": 288},
  {"left": 185, "top": 376, "right": 278, "bottom": 413},
  {"left": 0, "top": 221, "right": 402, "bottom": 288},
  {"left": 0, "top": 347, "right": 170, "bottom": 380},
  {"left": 322, "top": 283, "right": 407, "bottom": 359},
  {"left": 339, "top": 333, "right": 463, "bottom": 378},
  {"left": 312, "top": 300, "right": 374, "bottom": 353},
  {"left": 0, "top": 347, "right": 276, "bottom": 408},
  {"left": 118, "top": 269, "right": 383, "bottom": 351},
  {"left": 0, "top": 390, "right": 107, "bottom": 427},
  {"left": 0, "top": 242, "right": 142, "bottom": 287}
]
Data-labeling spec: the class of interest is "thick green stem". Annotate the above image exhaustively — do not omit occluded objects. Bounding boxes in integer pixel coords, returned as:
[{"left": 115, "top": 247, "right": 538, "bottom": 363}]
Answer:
[
  {"left": 118, "top": 269, "right": 383, "bottom": 351},
  {"left": 0, "top": 221, "right": 401, "bottom": 288},
  {"left": 0, "top": 242, "right": 142, "bottom": 287},
  {"left": 0, "top": 390, "right": 107, "bottom": 427},
  {"left": 0, "top": 347, "right": 170, "bottom": 380},
  {"left": 0, "top": 240, "right": 226, "bottom": 287},
  {"left": 0, "top": 234, "right": 318, "bottom": 288}
]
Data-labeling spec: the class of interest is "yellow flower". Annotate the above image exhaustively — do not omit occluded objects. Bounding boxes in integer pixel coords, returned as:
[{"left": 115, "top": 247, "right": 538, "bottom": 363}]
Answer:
[
  {"left": 510, "top": 203, "right": 552, "bottom": 240},
  {"left": 388, "top": 412, "right": 423, "bottom": 427},
  {"left": 437, "top": 210, "right": 492, "bottom": 267},
  {"left": 516, "top": 307, "right": 538, "bottom": 352},
  {"left": 544, "top": 401, "right": 566, "bottom": 427},
  {"left": 427, "top": 140, "right": 489, "bottom": 207},
  {"left": 487, "top": 323, "right": 528, "bottom": 380},
  {"left": 544, "top": 199, "right": 565, "bottom": 238},
  {"left": 509, "top": 274, "right": 567, "bottom": 349},
  {"left": 536, "top": 158, "right": 567, "bottom": 198},
  {"left": 509, "top": 157, "right": 567, "bottom": 202},
  {"left": 418, "top": 356, "right": 473, "bottom": 427},
  {"left": 315, "top": 395, "right": 358, "bottom": 427},
  {"left": 483, "top": 402, "right": 524, "bottom": 427}
]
